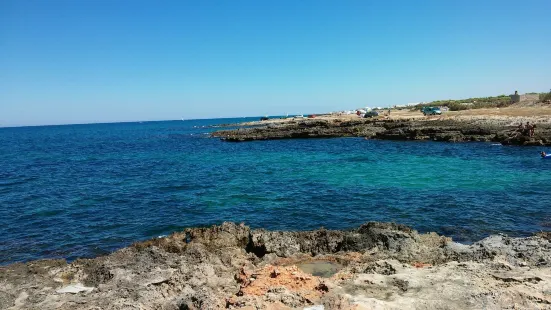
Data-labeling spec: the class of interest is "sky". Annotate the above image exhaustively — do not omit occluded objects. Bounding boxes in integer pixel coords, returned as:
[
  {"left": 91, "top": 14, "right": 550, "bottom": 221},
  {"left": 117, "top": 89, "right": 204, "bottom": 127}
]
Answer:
[{"left": 1, "top": 1, "right": 550, "bottom": 126}]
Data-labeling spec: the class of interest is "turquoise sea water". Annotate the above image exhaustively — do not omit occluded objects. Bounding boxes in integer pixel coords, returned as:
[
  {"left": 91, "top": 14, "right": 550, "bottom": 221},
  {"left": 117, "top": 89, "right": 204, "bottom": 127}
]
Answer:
[{"left": 1, "top": 118, "right": 550, "bottom": 264}]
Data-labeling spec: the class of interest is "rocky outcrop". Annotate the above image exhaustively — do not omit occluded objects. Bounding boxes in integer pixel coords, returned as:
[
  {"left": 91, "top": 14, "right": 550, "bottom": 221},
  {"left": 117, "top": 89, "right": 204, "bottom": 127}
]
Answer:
[
  {"left": 2, "top": 222, "right": 551, "bottom": 309},
  {"left": 211, "top": 118, "right": 551, "bottom": 146},
  {"left": 374, "top": 119, "right": 501, "bottom": 142},
  {"left": 212, "top": 119, "right": 386, "bottom": 141}
]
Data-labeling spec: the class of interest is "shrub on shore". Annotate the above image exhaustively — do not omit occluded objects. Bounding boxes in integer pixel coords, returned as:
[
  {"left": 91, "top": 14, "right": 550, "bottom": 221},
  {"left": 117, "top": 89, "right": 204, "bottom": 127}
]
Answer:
[
  {"left": 414, "top": 95, "right": 512, "bottom": 111},
  {"left": 539, "top": 89, "right": 551, "bottom": 102}
]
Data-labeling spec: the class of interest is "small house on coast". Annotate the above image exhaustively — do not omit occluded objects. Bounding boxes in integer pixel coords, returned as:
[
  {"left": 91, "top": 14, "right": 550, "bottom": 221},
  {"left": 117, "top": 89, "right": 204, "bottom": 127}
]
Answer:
[{"left": 510, "top": 90, "right": 521, "bottom": 103}]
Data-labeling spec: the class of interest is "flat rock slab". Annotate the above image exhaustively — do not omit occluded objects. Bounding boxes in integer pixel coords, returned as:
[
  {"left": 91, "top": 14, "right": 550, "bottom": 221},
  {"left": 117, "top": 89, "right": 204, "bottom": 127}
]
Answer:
[{"left": 56, "top": 283, "right": 94, "bottom": 294}]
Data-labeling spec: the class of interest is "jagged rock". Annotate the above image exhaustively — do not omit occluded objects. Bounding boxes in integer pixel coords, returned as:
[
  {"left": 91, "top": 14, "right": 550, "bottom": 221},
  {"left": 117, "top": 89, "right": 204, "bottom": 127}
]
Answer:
[{"left": 2, "top": 222, "right": 551, "bottom": 309}]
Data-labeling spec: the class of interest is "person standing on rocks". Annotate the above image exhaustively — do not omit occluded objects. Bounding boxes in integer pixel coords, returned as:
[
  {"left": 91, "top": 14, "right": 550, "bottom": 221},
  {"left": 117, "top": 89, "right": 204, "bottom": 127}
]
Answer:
[
  {"left": 517, "top": 123, "right": 525, "bottom": 132},
  {"left": 510, "top": 123, "right": 524, "bottom": 138},
  {"left": 525, "top": 122, "right": 532, "bottom": 136}
]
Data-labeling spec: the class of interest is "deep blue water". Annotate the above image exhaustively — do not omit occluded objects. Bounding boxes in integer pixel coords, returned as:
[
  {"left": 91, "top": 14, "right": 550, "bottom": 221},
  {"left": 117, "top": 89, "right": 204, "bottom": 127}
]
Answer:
[{"left": 1, "top": 118, "right": 550, "bottom": 265}]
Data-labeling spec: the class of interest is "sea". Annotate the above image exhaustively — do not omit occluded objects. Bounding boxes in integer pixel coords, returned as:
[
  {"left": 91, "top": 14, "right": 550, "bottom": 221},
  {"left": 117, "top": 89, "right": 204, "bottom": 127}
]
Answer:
[{"left": 1, "top": 117, "right": 550, "bottom": 265}]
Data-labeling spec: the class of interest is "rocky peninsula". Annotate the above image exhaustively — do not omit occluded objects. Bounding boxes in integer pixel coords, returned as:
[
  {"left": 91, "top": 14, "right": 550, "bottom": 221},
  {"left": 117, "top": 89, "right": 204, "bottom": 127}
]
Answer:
[
  {"left": 2, "top": 222, "right": 551, "bottom": 309},
  {"left": 211, "top": 106, "right": 551, "bottom": 146}
]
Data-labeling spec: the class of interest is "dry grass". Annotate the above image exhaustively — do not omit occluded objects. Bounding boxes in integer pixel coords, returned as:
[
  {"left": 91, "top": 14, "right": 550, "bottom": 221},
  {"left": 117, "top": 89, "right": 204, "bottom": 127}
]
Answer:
[
  {"left": 238, "top": 104, "right": 551, "bottom": 128},
  {"left": 448, "top": 106, "right": 551, "bottom": 117}
]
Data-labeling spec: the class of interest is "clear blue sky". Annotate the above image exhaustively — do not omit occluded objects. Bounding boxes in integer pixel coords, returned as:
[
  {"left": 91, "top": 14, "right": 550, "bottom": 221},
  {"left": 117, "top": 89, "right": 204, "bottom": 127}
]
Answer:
[{"left": 1, "top": 0, "right": 550, "bottom": 126}]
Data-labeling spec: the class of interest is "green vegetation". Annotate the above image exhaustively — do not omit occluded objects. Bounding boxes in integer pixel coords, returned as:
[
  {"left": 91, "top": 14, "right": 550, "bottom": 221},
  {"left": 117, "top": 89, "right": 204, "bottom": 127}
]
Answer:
[
  {"left": 414, "top": 95, "right": 512, "bottom": 111},
  {"left": 539, "top": 89, "right": 551, "bottom": 102}
]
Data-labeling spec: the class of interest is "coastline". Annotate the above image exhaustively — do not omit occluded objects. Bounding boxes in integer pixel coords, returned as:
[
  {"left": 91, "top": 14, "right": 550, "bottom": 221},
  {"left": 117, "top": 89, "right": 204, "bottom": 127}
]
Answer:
[
  {"left": 211, "top": 106, "right": 551, "bottom": 146},
  {"left": 2, "top": 106, "right": 550, "bottom": 309},
  {"left": 2, "top": 222, "right": 551, "bottom": 309}
]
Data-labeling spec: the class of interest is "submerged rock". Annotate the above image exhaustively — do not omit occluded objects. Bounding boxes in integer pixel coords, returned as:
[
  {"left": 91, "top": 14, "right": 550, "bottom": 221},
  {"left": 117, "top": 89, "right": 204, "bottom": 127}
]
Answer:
[{"left": 1, "top": 222, "right": 551, "bottom": 309}]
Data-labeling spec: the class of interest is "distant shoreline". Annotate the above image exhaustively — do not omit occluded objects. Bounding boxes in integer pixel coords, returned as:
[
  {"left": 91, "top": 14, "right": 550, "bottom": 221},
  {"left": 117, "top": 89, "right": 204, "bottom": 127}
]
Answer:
[{"left": 212, "top": 106, "right": 551, "bottom": 146}]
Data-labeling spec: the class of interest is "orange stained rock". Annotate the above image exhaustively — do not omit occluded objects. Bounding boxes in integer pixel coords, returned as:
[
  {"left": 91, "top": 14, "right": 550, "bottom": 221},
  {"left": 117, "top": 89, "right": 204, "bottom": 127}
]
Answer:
[
  {"left": 343, "top": 252, "right": 362, "bottom": 261},
  {"left": 413, "top": 262, "right": 432, "bottom": 268},
  {"left": 238, "top": 264, "right": 328, "bottom": 300}
]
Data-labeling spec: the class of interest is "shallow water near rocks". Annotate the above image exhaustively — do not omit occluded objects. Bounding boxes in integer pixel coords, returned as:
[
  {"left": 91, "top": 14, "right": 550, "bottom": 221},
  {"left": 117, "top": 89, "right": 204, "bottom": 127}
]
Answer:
[
  {"left": 296, "top": 261, "right": 343, "bottom": 278},
  {"left": 1, "top": 118, "right": 551, "bottom": 264}
]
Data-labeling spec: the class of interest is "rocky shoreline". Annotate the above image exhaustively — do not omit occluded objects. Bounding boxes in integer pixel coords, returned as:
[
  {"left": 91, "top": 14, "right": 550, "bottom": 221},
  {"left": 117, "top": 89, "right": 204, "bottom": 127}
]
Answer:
[
  {"left": 211, "top": 117, "right": 551, "bottom": 146},
  {"left": 2, "top": 222, "right": 551, "bottom": 309}
]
